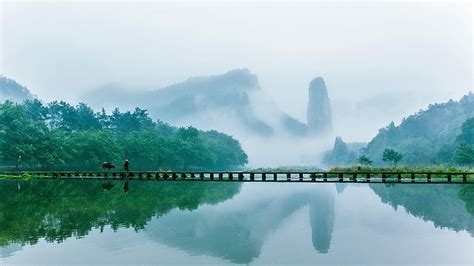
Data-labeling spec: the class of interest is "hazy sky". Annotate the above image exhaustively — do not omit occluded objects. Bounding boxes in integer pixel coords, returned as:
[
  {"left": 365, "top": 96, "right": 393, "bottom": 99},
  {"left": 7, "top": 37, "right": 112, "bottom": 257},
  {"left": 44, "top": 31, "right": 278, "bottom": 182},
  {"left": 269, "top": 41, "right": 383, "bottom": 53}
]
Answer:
[{"left": 0, "top": 1, "right": 472, "bottom": 141}]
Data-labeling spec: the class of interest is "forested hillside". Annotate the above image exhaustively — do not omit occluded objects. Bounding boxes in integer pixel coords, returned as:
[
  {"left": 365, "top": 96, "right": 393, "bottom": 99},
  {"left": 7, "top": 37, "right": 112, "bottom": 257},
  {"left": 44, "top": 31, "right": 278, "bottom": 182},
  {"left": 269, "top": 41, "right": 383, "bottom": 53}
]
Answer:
[
  {"left": 324, "top": 93, "right": 473, "bottom": 167},
  {"left": 362, "top": 93, "right": 473, "bottom": 166},
  {"left": 0, "top": 100, "right": 248, "bottom": 171}
]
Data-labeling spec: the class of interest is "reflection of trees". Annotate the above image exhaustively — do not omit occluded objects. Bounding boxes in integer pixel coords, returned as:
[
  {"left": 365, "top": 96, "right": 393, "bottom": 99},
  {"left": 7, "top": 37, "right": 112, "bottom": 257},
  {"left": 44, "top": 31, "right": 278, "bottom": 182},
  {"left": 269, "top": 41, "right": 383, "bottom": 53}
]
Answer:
[
  {"left": 0, "top": 180, "right": 241, "bottom": 248},
  {"left": 370, "top": 184, "right": 474, "bottom": 235}
]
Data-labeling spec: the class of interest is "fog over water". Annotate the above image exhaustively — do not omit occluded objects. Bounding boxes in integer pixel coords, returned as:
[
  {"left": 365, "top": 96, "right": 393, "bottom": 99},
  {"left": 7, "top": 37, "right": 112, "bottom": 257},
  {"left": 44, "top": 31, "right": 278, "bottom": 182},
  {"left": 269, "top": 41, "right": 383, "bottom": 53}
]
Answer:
[{"left": 0, "top": 1, "right": 472, "bottom": 166}]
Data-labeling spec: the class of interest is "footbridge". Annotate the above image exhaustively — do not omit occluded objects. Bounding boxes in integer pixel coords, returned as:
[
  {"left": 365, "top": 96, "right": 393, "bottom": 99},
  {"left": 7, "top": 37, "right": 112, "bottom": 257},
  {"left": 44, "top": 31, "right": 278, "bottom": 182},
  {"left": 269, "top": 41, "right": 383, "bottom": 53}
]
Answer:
[{"left": 3, "top": 171, "right": 474, "bottom": 184}]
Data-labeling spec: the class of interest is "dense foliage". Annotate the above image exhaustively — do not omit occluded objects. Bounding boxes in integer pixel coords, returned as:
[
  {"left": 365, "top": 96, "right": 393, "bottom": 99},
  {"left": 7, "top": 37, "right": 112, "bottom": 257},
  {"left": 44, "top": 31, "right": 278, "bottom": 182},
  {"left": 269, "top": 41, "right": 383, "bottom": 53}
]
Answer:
[
  {"left": 0, "top": 100, "right": 248, "bottom": 171},
  {"left": 455, "top": 117, "right": 474, "bottom": 166}
]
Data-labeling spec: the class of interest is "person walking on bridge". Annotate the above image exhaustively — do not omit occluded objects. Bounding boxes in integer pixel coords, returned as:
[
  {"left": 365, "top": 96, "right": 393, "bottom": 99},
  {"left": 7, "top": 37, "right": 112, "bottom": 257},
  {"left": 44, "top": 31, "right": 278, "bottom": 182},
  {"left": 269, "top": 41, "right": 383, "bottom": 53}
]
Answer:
[{"left": 124, "top": 159, "right": 130, "bottom": 172}]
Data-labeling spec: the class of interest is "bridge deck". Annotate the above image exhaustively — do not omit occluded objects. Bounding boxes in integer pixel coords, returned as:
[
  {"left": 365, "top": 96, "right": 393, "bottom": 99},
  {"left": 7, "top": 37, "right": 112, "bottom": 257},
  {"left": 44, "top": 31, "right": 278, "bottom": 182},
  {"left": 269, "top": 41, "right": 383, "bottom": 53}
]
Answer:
[{"left": 2, "top": 171, "right": 474, "bottom": 184}]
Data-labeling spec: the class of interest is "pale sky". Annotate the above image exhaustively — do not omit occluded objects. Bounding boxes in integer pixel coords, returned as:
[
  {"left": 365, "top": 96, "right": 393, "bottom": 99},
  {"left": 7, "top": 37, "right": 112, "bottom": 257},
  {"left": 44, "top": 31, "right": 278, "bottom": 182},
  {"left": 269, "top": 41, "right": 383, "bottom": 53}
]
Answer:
[{"left": 0, "top": 1, "right": 472, "bottom": 141}]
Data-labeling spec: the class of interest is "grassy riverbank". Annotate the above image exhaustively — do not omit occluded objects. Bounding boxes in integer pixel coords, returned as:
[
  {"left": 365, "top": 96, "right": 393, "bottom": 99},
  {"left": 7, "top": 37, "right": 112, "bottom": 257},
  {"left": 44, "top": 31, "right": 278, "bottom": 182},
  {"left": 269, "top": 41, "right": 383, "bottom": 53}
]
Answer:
[{"left": 0, "top": 173, "right": 34, "bottom": 180}]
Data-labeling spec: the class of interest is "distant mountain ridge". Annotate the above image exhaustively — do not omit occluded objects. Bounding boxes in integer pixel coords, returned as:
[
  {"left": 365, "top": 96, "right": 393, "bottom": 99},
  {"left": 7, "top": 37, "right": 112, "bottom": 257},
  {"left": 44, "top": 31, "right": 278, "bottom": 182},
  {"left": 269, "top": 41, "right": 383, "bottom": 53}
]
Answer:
[
  {"left": 2, "top": 71, "right": 335, "bottom": 166},
  {"left": 83, "top": 69, "right": 334, "bottom": 138},
  {"left": 0, "top": 76, "right": 33, "bottom": 102}
]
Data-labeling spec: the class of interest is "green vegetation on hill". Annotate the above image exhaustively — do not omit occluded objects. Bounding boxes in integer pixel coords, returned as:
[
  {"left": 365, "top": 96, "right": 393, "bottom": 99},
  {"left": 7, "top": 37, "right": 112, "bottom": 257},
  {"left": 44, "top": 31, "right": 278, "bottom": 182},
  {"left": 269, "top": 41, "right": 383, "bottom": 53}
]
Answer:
[
  {"left": 364, "top": 93, "right": 473, "bottom": 166},
  {"left": 0, "top": 100, "right": 248, "bottom": 171},
  {"left": 455, "top": 117, "right": 474, "bottom": 166},
  {"left": 324, "top": 93, "right": 473, "bottom": 167}
]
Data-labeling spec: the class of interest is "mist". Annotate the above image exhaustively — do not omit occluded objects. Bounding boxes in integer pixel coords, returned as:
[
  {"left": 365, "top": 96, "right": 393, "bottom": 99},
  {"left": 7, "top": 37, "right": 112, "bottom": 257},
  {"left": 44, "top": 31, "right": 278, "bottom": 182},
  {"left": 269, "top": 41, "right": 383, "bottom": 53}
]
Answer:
[{"left": 1, "top": 1, "right": 472, "bottom": 166}]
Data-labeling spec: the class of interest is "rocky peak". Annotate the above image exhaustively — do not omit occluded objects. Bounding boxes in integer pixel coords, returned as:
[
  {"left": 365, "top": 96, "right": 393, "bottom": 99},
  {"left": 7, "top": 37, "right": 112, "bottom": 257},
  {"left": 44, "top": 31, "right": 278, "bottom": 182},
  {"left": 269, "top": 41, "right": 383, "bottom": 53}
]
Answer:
[{"left": 307, "top": 77, "right": 332, "bottom": 135}]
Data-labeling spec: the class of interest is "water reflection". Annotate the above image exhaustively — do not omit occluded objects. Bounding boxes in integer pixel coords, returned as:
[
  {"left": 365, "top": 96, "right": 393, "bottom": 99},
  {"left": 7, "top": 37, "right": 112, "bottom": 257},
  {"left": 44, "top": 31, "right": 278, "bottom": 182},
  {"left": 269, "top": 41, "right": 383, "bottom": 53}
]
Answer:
[
  {"left": 309, "top": 187, "right": 335, "bottom": 253},
  {"left": 0, "top": 180, "right": 241, "bottom": 252},
  {"left": 370, "top": 184, "right": 474, "bottom": 235},
  {"left": 145, "top": 186, "right": 312, "bottom": 264},
  {"left": 0, "top": 180, "right": 473, "bottom": 263}
]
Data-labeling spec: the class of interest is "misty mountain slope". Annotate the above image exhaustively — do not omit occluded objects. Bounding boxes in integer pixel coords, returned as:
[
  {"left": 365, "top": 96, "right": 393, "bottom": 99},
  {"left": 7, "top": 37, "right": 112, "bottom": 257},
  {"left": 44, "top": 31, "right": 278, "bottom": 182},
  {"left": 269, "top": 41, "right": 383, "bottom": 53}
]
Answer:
[
  {"left": 364, "top": 93, "right": 474, "bottom": 165},
  {"left": 83, "top": 69, "right": 337, "bottom": 166},
  {"left": 83, "top": 69, "right": 332, "bottom": 139},
  {"left": 0, "top": 76, "right": 33, "bottom": 102},
  {"left": 322, "top": 93, "right": 473, "bottom": 166},
  {"left": 84, "top": 69, "right": 278, "bottom": 136}
]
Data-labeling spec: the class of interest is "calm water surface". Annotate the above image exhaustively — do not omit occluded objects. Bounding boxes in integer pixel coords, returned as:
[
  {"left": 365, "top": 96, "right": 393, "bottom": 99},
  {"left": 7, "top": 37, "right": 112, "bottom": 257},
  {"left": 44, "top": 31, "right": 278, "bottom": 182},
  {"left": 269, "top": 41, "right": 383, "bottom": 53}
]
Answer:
[{"left": 1, "top": 180, "right": 473, "bottom": 265}]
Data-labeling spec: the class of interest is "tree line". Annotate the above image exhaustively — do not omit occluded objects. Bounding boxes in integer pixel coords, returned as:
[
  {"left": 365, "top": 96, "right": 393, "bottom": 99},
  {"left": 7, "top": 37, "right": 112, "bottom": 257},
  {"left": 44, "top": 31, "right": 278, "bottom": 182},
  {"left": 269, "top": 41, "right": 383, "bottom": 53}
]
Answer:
[{"left": 0, "top": 100, "right": 248, "bottom": 171}]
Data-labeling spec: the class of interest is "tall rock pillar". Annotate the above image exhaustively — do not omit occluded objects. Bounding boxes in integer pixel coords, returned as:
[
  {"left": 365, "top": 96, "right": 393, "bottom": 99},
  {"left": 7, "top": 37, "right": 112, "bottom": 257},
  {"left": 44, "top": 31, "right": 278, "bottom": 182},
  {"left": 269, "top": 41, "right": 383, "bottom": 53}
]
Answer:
[{"left": 307, "top": 77, "right": 333, "bottom": 135}]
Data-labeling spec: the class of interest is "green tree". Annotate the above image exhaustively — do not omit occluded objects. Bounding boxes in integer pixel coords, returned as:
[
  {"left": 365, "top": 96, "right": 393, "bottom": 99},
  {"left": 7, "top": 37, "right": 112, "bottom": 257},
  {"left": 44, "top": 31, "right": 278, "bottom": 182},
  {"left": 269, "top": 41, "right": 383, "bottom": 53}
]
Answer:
[
  {"left": 357, "top": 154, "right": 373, "bottom": 166},
  {"left": 0, "top": 100, "right": 248, "bottom": 171},
  {"left": 66, "top": 130, "right": 123, "bottom": 169},
  {"left": 47, "top": 101, "right": 79, "bottom": 132},
  {"left": 454, "top": 118, "right": 474, "bottom": 166},
  {"left": 382, "top": 148, "right": 403, "bottom": 166},
  {"left": 455, "top": 143, "right": 473, "bottom": 166},
  {"left": 0, "top": 101, "right": 48, "bottom": 167},
  {"left": 456, "top": 117, "right": 474, "bottom": 144}
]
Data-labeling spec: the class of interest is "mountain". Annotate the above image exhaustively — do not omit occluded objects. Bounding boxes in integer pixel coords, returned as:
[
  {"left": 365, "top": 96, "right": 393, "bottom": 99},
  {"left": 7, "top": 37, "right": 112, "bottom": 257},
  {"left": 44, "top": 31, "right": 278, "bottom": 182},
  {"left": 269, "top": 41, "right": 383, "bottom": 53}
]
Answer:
[
  {"left": 83, "top": 69, "right": 333, "bottom": 139},
  {"left": 322, "top": 137, "right": 362, "bottom": 166},
  {"left": 324, "top": 93, "right": 473, "bottom": 166},
  {"left": 0, "top": 76, "right": 33, "bottom": 102},
  {"left": 363, "top": 93, "right": 473, "bottom": 165},
  {"left": 307, "top": 77, "right": 332, "bottom": 135}
]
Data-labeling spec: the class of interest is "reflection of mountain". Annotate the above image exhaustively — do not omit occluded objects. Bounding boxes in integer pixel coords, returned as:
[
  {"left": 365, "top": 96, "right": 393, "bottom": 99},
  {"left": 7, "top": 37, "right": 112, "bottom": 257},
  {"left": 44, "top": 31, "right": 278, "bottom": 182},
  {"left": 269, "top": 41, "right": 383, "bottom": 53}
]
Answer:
[
  {"left": 370, "top": 184, "right": 474, "bottom": 235},
  {"left": 0, "top": 180, "right": 240, "bottom": 252},
  {"left": 145, "top": 185, "right": 336, "bottom": 263},
  {"left": 146, "top": 190, "right": 310, "bottom": 264},
  {"left": 309, "top": 187, "right": 335, "bottom": 253}
]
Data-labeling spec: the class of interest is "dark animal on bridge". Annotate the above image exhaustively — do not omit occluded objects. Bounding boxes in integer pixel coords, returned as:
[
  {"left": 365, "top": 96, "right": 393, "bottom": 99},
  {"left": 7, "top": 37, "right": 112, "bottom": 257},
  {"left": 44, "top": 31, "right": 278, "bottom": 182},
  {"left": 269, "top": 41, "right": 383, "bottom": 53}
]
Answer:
[{"left": 102, "top": 162, "right": 115, "bottom": 170}]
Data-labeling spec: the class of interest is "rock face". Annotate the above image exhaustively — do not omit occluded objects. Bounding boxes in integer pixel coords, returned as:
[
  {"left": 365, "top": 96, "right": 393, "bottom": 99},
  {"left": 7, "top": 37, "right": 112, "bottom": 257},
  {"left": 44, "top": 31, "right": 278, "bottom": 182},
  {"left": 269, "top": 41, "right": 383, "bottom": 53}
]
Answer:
[{"left": 307, "top": 77, "right": 332, "bottom": 135}]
